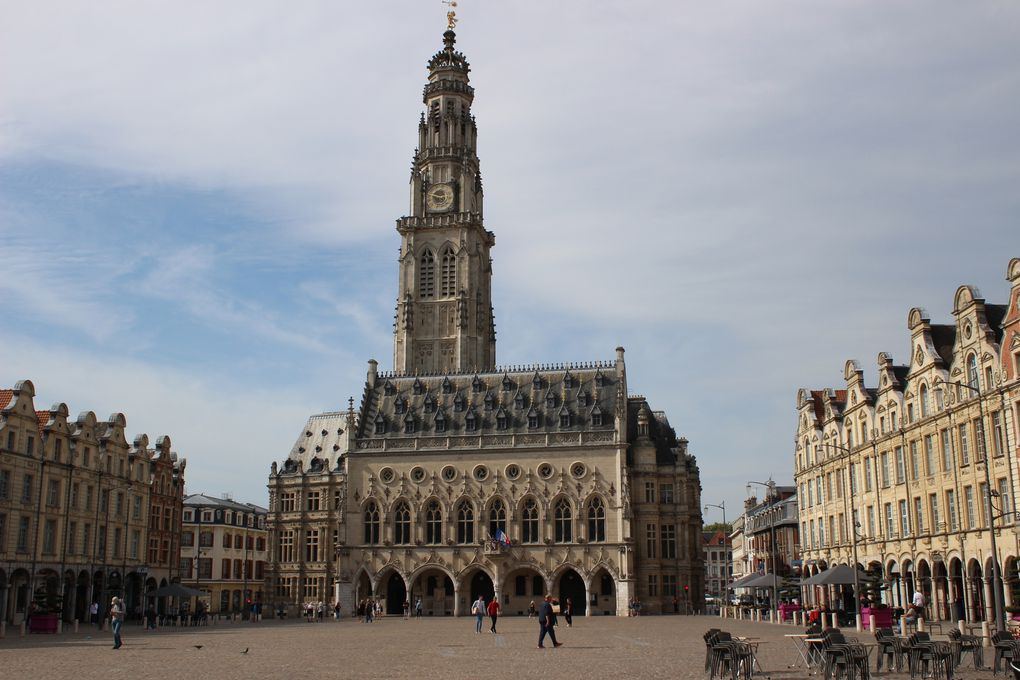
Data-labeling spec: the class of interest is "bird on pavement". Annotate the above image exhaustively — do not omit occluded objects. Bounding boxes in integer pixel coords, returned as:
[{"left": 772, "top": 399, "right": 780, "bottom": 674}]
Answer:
[
  {"left": 193, "top": 645, "right": 203, "bottom": 650},
  {"left": 242, "top": 648, "right": 249, "bottom": 654}
]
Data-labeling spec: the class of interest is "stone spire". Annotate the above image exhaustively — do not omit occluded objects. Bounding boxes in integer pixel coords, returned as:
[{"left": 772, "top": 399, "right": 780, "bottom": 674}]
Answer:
[{"left": 392, "top": 30, "right": 496, "bottom": 375}]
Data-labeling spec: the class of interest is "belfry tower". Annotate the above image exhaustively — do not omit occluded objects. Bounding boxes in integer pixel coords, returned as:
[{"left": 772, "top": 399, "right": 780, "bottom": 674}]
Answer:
[{"left": 392, "top": 30, "right": 496, "bottom": 375}]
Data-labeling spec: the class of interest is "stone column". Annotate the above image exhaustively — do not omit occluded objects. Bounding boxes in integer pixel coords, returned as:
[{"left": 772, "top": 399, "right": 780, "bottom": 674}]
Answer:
[
  {"left": 585, "top": 582, "right": 592, "bottom": 617},
  {"left": 453, "top": 584, "right": 462, "bottom": 616}
]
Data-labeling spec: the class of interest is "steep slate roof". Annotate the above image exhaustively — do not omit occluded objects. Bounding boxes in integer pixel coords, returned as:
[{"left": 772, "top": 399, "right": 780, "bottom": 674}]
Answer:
[
  {"left": 284, "top": 411, "right": 347, "bottom": 472},
  {"left": 809, "top": 390, "right": 826, "bottom": 423},
  {"left": 703, "top": 530, "right": 727, "bottom": 547},
  {"left": 987, "top": 304, "right": 1007, "bottom": 343},
  {"left": 891, "top": 365, "right": 910, "bottom": 386},
  {"left": 184, "top": 493, "right": 268, "bottom": 514},
  {"left": 626, "top": 403, "right": 684, "bottom": 466},
  {"left": 358, "top": 363, "right": 618, "bottom": 439}
]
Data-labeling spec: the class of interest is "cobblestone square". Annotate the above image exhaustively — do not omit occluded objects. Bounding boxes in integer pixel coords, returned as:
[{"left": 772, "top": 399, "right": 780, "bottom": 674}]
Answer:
[{"left": 1, "top": 615, "right": 988, "bottom": 680}]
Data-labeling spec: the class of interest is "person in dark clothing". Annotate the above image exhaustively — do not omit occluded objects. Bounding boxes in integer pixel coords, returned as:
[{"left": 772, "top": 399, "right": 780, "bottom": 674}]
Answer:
[
  {"left": 487, "top": 597, "right": 500, "bottom": 633},
  {"left": 563, "top": 598, "right": 573, "bottom": 627},
  {"left": 537, "top": 595, "right": 562, "bottom": 649}
]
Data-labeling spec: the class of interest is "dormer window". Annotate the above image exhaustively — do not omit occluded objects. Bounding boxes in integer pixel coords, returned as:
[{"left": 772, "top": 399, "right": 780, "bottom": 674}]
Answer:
[
  {"left": 394, "top": 397, "right": 407, "bottom": 415},
  {"left": 591, "top": 406, "right": 604, "bottom": 427},
  {"left": 576, "top": 390, "right": 589, "bottom": 408},
  {"left": 472, "top": 376, "right": 483, "bottom": 393},
  {"left": 562, "top": 372, "right": 573, "bottom": 389},
  {"left": 465, "top": 409, "right": 478, "bottom": 432},
  {"left": 484, "top": 393, "right": 495, "bottom": 411},
  {"left": 453, "top": 393, "right": 466, "bottom": 412},
  {"left": 423, "top": 394, "right": 435, "bottom": 414},
  {"left": 435, "top": 411, "right": 447, "bottom": 433},
  {"left": 384, "top": 380, "right": 396, "bottom": 396},
  {"left": 502, "top": 374, "right": 513, "bottom": 392},
  {"left": 532, "top": 374, "right": 543, "bottom": 391},
  {"left": 374, "top": 415, "right": 386, "bottom": 435},
  {"left": 559, "top": 409, "right": 572, "bottom": 428},
  {"left": 527, "top": 407, "right": 540, "bottom": 430},
  {"left": 546, "top": 392, "right": 557, "bottom": 409},
  {"left": 496, "top": 408, "right": 509, "bottom": 431},
  {"left": 403, "top": 412, "right": 415, "bottom": 434},
  {"left": 594, "top": 371, "right": 605, "bottom": 388},
  {"left": 514, "top": 393, "right": 525, "bottom": 410},
  {"left": 412, "top": 379, "right": 424, "bottom": 395},
  {"left": 442, "top": 377, "right": 453, "bottom": 394}
]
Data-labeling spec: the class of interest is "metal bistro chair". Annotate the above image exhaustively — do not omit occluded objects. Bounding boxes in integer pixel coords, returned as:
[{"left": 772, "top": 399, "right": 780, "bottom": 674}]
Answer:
[
  {"left": 705, "top": 629, "right": 722, "bottom": 672},
  {"left": 904, "top": 632, "right": 933, "bottom": 680},
  {"left": 709, "top": 632, "right": 736, "bottom": 680},
  {"left": 947, "top": 628, "right": 984, "bottom": 669},
  {"left": 874, "top": 628, "right": 899, "bottom": 672},
  {"left": 994, "top": 633, "right": 1020, "bottom": 675}
]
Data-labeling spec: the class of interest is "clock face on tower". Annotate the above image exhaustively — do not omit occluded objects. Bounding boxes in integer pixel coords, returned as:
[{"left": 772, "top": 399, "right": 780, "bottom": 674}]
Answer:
[{"left": 426, "top": 183, "right": 454, "bottom": 212}]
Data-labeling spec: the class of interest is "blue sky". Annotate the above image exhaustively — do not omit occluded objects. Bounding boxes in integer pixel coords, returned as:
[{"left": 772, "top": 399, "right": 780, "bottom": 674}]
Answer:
[{"left": 2, "top": 1, "right": 1018, "bottom": 516}]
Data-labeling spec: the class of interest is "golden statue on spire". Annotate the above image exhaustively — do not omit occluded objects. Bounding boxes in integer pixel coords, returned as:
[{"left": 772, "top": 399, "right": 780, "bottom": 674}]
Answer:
[{"left": 442, "top": 0, "right": 458, "bottom": 29}]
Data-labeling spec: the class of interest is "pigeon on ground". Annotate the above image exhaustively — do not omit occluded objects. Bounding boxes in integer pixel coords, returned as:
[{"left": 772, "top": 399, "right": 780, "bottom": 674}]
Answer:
[
  {"left": 193, "top": 645, "right": 204, "bottom": 650},
  {"left": 242, "top": 648, "right": 249, "bottom": 654}
]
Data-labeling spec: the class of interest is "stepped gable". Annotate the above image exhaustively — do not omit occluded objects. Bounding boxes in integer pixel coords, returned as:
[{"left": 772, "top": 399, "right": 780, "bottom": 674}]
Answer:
[{"left": 358, "top": 361, "right": 618, "bottom": 439}]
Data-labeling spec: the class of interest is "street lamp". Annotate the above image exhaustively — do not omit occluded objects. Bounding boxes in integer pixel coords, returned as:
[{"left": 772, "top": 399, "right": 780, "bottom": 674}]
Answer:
[
  {"left": 748, "top": 480, "right": 779, "bottom": 623},
  {"left": 705, "top": 501, "right": 729, "bottom": 610},
  {"left": 822, "top": 442, "right": 863, "bottom": 630},
  {"left": 936, "top": 379, "right": 1005, "bottom": 633}
]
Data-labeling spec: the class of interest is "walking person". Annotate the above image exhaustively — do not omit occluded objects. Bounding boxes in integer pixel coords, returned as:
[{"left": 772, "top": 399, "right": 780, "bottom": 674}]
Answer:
[
  {"left": 90, "top": 601, "right": 99, "bottom": 627},
  {"left": 334, "top": 601, "right": 342, "bottom": 620},
  {"left": 537, "top": 594, "right": 562, "bottom": 649},
  {"left": 110, "top": 597, "right": 124, "bottom": 650},
  {"left": 528, "top": 600, "right": 536, "bottom": 618},
  {"left": 414, "top": 597, "right": 423, "bottom": 619},
  {"left": 403, "top": 599, "right": 410, "bottom": 620},
  {"left": 487, "top": 596, "right": 501, "bottom": 634},
  {"left": 472, "top": 595, "right": 485, "bottom": 633},
  {"left": 563, "top": 598, "right": 573, "bottom": 627}
]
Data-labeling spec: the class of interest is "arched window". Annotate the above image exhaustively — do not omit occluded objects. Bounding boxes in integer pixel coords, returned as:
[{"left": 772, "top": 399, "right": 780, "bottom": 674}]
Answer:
[
  {"left": 419, "top": 249, "right": 435, "bottom": 298},
  {"left": 426, "top": 500, "right": 442, "bottom": 544},
  {"left": 521, "top": 498, "right": 539, "bottom": 543},
  {"left": 489, "top": 498, "right": 507, "bottom": 537},
  {"left": 587, "top": 497, "right": 606, "bottom": 542},
  {"left": 967, "top": 354, "right": 979, "bottom": 391},
  {"left": 440, "top": 246, "right": 456, "bottom": 297},
  {"left": 554, "top": 498, "right": 572, "bottom": 543},
  {"left": 920, "top": 384, "right": 930, "bottom": 418},
  {"left": 394, "top": 502, "right": 411, "bottom": 545},
  {"left": 457, "top": 501, "right": 474, "bottom": 544},
  {"left": 364, "top": 502, "right": 380, "bottom": 544}
]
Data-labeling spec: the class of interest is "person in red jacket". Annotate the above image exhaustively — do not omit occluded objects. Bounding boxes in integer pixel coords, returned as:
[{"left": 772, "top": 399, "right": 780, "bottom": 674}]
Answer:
[{"left": 487, "top": 597, "right": 501, "bottom": 634}]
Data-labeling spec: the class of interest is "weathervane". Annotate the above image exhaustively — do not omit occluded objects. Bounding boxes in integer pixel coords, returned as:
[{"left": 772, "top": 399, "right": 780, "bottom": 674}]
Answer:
[{"left": 442, "top": 0, "right": 458, "bottom": 29}]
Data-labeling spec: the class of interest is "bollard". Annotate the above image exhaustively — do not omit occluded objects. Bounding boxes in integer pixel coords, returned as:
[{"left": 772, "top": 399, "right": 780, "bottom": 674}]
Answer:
[
  {"left": 20, "top": 622, "right": 26, "bottom": 637},
  {"left": 74, "top": 619, "right": 79, "bottom": 633},
  {"left": 869, "top": 613, "right": 876, "bottom": 632},
  {"left": 856, "top": 613, "right": 862, "bottom": 632},
  {"left": 982, "top": 621, "right": 990, "bottom": 647},
  {"left": 831, "top": 613, "right": 839, "bottom": 630},
  {"left": 958, "top": 620, "right": 965, "bottom": 635},
  {"left": 56, "top": 620, "right": 62, "bottom": 634},
  {"left": 899, "top": 615, "right": 907, "bottom": 636},
  {"left": 917, "top": 618, "right": 925, "bottom": 633}
]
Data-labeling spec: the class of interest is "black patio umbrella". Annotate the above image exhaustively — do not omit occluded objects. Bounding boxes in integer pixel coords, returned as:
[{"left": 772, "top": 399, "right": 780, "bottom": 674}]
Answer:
[
  {"left": 146, "top": 583, "right": 204, "bottom": 598},
  {"left": 802, "top": 565, "right": 867, "bottom": 586}
]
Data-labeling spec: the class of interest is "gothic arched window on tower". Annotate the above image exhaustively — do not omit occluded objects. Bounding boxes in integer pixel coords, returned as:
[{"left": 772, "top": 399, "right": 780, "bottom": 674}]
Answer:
[
  {"left": 440, "top": 246, "right": 457, "bottom": 297},
  {"left": 364, "top": 502, "right": 380, "bottom": 544},
  {"left": 426, "top": 500, "right": 442, "bottom": 544},
  {"left": 420, "top": 249, "right": 436, "bottom": 298},
  {"left": 522, "top": 498, "right": 539, "bottom": 544},
  {"left": 457, "top": 501, "right": 474, "bottom": 544},
  {"left": 587, "top": 497, "right": 606, "bottom": 542},
  {"left": 489, "top": 498, "right": 507, "bottom": 537},
  {"left": 394, "top": 502, "right": 411, "bottom": 545}
]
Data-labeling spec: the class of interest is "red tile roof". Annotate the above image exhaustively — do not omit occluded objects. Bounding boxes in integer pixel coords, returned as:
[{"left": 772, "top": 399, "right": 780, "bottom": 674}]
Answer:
[
  {"left": 0, "top": 389, "right": 13, "bottom": 410},
  {"left": 36, "top": 410, "right": 50, "bottom": 429}
]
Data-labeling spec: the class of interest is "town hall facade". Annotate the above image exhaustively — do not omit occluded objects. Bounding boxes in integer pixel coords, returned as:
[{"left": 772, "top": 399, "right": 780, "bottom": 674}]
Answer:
[{"left": 266, "top": 29, "right": 703, "bottom": 617}]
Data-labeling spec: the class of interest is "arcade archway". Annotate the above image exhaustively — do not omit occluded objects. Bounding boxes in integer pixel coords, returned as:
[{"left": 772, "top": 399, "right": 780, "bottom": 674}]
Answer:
[{"left": 556, "top": 568, "right": 586, "bottom": 616}]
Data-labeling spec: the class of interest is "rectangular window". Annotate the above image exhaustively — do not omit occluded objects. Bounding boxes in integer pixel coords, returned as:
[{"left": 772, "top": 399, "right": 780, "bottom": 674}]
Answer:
[
  {"left": 979, "top": 482, "right": 988, "bottom": 527},
  {"left": 306, "top": 492, "right": 321, "bottom": 512},
  {"left": 661, "top": 524, "right": 676, "bottom": 559},
  {"left": 826, "top": 473, "right": 833, "bottom": 499},
  {"left": 644, "top": 482, "right": 656, "bottom": 503},
  {"left": 993, "top": 412, "right": 1005, "bottom": 457},
  {"left": 17, "top": 516, "right": 30, "bottom": 552},
  {"left": 46, "top": 479, "right": 60, "bottom": 507},
  {"left": 305, "top": 529, "right": 319, "bottom": 562},
  {"left": 941, "top": 430, "right": 953, "bottom": 470},
  {"left": 97, "top": 526, "right": 107, "bottom": 559},
  {"left": 884, "top": 503, "right": 894, "bottom": 538},
  {"left": 197, "top": 557, "right": 213, "bottom": 579},
  {"left": 647, "top": 574, "right": 658, "bottom": 597},
  {"left": 964, "top": 486, "right": 976, "bottom": 529},
  {"left": 809, "top": 520, "right": 816, "bottom": 548},
  {"left": 221, "top": 558, "right": 231, "bottom": 579},
  {"left": 280, "top": 493, "right": 296, "bottom": 512},
  {"left": 223, "top": 532, "right": 232, "bottom": 548},
  {"left": 818, "top": 519, "right": 825, "bottom": 546},
  {"left": 646, "top": 524, "right": 657, "bottom": 558},
  {"left": 848, "top": 464, "right": 857, "bottom": 495},
  {"left": 899, "top": 500, "right": 911, "bottom": 537},
  {"left": 880, "top": 452, "right": 890, "bottom": 488},
  {"left": 914, "top": 497, "right": 924, "bottom": 534},
  {"left": 0, "top": 469, "right": 9, "bottom": 499},
  {"left": 838, "top": 513, "right": 845, "bottom": 543},
  {"left": 21, "top": 474, "right": 33, "bottom": 503},
  {"left": 864, "top": 458, "right": 873, "bottom": 492},
  {"left": 115, "top": 492, "right": 124, "bottom": 517},
  {"left": 959, "top": 424, "right": 970, "bottom": 465},
  {"left": 133, "top": 495, "right": 142, "bottom": 520},
  {"left": 83, "top": 523, "right": 92, "bottom": 557},
  {"left": 909, "top": 441, "right": 919, "bottom": 480},
  {"left": 660, "top": 484, "right": 674, "bottom": 504},
  {"left": 816, "top": 477, "right": 823, "bottom": 504},
  {"left": 946, "top": 490, "right": 958, "bottom": 531},
  {"left": 278, "top": 530, "right": 294, "bottom": 563},
  {"left": 113, "top": 527, "right": 122, "bottom": 558},
  {"left": 924, "top": 435, "right": 935, "bottom": 476},
  {"left": 895, "top": 447, "right": 905, "bottom": 484},
  {"left": 998, "top": 478, "right": 1012, "bottom": 521},
  {"left": 930, "top": 494, "right": 941, "bottom": 532},
  {"left": 43, "top": 519, "right": 57, "bottom": 553},
  {"left": 68, "top": 521, "right": 77, "bottom": 554},
  {"left": 663, "top": 574, "right": 677, "bottom": 597},
  {"left": 867, "top": 506, "right": 876, "bottom": 540},
  {"left": 974, "top": 418, "right": 987, "bottom": 463},
  {"left": 131, "top": 530, "right": 140, "bottom": 559}
]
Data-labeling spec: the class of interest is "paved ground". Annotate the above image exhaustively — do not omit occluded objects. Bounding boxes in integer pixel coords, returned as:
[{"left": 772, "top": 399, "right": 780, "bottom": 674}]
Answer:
[{"left": 0, "top": 614, "right": 1000, "bottom": 680}]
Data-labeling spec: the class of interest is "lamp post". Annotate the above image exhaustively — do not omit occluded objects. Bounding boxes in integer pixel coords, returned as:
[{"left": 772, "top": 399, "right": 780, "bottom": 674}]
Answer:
[
  {"left": 705, "top": 501, "right": 729, "bottom": 611},
  {"left": 748, "top": 480, "right": 779, "bottom": 623},
  {"left": 937, "top": 379, "right": 1005, "bottom": 633},
  {"left": 823, "top": 442, "right": 863, "bottom": 630}
]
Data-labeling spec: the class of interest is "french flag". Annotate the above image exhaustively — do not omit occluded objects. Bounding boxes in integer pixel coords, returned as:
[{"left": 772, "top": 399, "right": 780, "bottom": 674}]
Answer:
[{"left": 495, "top": 529, "right": 512, "bottom": 546}]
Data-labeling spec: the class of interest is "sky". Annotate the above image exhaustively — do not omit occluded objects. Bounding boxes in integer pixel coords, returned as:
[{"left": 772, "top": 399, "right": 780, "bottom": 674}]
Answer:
[{"left": 1, "top": 1, "right": 1018, "bottom": 518}]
